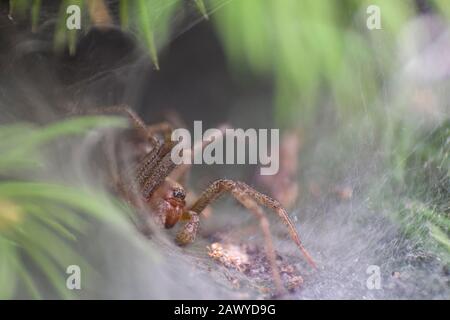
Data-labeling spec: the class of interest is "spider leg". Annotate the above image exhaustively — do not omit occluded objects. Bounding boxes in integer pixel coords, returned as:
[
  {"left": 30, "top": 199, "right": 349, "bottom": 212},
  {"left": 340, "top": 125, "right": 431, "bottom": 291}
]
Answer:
[
  {"left": 122, "top": 140, "right": 177, "bottom": 231},
  {"left": 76, "top": 105, "right": 164, "bottom": 147},
  {"left": 180, "top": 192, "right": 286, "bottom": 295},
  {"left": 134, "top": 119, "right": 223, "bottom": 186},
  {"left": 175, "top": 211, "right": 200, "bottom": 245},
  {"left": 81, "top": 106, "right": 175, "bottom": 195},
  {"left": 229, "top": 189, "right": 284, "bottom": 295},
  {"left": 189, "top": 179, "right": 317, "bottom": 269},
  {"left": 102, "top": 130, "right": 122, "bottom": 187},
  {"left": 180, "top": 179, "right": 288, "bottom": 294},
  {"left": 134, "top": 141, "right": 177, "bottom": 199},
  {"left": 130, "top": 121, "right": 228, "bottom": 189}
]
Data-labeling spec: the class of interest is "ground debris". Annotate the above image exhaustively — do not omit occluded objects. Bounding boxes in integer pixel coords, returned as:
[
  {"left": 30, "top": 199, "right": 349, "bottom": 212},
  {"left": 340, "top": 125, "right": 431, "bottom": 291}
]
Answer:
[
  {"left": 207, "top": 239, "right": 304, "bottom": 294},
  {"left": 208, "top": 242, "right": 250, "bottom": 272}
]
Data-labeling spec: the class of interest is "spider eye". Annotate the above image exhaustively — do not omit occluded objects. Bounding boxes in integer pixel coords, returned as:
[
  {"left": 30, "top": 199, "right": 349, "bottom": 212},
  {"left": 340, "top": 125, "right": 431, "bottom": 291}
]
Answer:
[{"left": 172, "top": 189, "right": 185, "bottom": 200}]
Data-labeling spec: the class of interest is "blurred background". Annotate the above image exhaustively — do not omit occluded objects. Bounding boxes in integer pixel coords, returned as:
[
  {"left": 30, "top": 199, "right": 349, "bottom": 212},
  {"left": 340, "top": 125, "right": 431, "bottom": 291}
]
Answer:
[{"left": 0, "top": 0, "right": 449, "bottom": 299}]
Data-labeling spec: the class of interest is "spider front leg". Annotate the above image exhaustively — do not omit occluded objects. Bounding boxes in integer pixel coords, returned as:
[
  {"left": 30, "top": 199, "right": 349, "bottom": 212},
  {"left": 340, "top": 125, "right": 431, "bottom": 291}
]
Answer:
[
  {"left": 186, "top": 179, "right": 316, "bottom": 269},
  {"left": 178, "top": 179, "right": 316, "bottom": 295},
  {"left": 177, "top": 194, "right": 286, "bottom": 294}
]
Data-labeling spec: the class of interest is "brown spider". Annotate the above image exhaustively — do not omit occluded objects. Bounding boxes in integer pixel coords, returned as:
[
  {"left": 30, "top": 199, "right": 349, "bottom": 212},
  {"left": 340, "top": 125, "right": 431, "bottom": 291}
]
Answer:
[{"left": 84, "top": 105, "right": 316, "bottom": 295}]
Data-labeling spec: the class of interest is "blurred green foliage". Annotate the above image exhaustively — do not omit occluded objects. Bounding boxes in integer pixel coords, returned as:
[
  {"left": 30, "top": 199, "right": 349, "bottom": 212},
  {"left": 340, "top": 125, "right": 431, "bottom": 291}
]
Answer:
[
  {"left": 9, "top": 0, "right": 448, "bottom": 125},
  {"left": 0, "top": 116, "right": 128, "bottom": 299},
  {"left": 210, "top": 0, "right": 450, "bottom": 127},
  {"left": 8, "top": 0, "right": 208, "bottom": 68},
  {"left": 403, "top": 121, "right": 450, "bottom": 258},
  {"left": 8, "top": 0, "right": 450, "bottom": 121},
  {"left": 406, "top": 120, "right": 449, "bottom": 209}
]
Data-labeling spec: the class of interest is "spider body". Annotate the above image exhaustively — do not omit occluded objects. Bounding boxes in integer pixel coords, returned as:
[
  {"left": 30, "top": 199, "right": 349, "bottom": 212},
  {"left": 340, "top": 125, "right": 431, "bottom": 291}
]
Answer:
[{"left": 92, "top": 106, "right": 316, "bottom": 295}]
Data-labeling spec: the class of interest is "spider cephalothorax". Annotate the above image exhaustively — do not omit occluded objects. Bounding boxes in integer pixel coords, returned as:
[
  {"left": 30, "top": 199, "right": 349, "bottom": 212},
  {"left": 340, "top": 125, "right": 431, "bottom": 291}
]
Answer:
[{"left": 148, "top": 177, "right": 186, "bottom": 229}]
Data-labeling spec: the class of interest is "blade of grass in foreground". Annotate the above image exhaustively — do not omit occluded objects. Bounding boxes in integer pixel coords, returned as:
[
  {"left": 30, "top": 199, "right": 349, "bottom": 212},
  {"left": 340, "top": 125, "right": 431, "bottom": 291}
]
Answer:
[
  {"left": 0, "top": 239, "right": 18, "bottom": 299},
  {"left": 0, "top": 116, "right": 127, "bottom": 172},
  {"left": 0, "top": 182, "right": 126, "bottom": 225},
  {"left": 194, "top": 0, "right": 209, "bottom": 19},
  {"left": 137, "top": 0, "right": 159, "bottom": 70}
]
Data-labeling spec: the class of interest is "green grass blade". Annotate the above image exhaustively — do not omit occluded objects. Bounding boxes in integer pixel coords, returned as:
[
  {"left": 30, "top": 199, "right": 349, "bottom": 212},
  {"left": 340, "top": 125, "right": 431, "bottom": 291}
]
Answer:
[
  {"left": 0, "top": 182, "right": 126, "bottom": 225},
  {"left": 137, "top": 0, "right": 159, "bottom": 70},
  {"left": 15, "top": 261, "right": 42, "bottom": 300},
  {"left": 194, "top": 0, "right": 209, "bottom": 20},
  {"left": 429, "top": 223, "right": 450, "bottom": 252},
  {"left": 0, "top": 239, "right": 18, "bottom": 299},
  {"left": 119, "top": 0, "right": 130, "bottom": 29},
  {"left": 31, "top": 0, "right": 42, "bottom": 32},
  {"left": 21, "top": 240, "right": 75, "bottom": 299}
]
